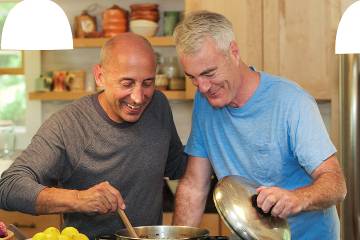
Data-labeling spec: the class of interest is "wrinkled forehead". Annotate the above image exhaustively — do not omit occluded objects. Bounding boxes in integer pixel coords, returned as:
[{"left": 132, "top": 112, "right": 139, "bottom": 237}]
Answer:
[{"left": 103, "top": 47, "right": 156, "bottom": 70}]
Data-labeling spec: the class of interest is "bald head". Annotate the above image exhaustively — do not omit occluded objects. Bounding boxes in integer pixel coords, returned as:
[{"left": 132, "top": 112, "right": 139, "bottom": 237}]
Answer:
[{"left": 100, "top": 33, "right": 156, "bottom": 68}]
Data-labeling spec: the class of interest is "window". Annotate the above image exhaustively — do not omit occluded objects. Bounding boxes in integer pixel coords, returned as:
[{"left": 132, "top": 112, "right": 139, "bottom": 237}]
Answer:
[{"left": 0, "top": 2, "right": 25, "bottom": 126}]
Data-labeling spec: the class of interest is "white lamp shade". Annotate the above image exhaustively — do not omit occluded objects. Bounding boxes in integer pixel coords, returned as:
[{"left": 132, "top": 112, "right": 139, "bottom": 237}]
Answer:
[
  {"left": 1, "top": 0, "right": 73, "bottom": 50},
  {"left": 335, "top": 0, "right": 360, "bottom": 54}
]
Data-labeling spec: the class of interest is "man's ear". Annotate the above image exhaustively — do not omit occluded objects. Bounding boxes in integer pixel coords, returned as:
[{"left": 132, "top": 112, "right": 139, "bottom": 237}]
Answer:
[
  {"left": 229, "top": 40, "right": 240, "bottom": 64},
  {"left": 93, "top": 64, "right": 104, "bottom": 88}
]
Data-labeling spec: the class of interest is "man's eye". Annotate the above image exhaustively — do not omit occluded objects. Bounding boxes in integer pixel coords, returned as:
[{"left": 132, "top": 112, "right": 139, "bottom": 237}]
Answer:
[
  {"left": 121, "top": 81, "right": 133, "bottom": 87},
  {"left": 143, "top": 80, "right": 154, "bottom": 87},
  {"left": 204, "top": 73, "right": 215, "bottom": 78}
]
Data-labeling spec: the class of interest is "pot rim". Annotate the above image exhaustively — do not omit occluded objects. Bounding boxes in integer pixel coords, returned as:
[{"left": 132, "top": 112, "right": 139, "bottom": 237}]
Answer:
[{"left": 115, "top": 225, "right": 210, "bottom": 240}]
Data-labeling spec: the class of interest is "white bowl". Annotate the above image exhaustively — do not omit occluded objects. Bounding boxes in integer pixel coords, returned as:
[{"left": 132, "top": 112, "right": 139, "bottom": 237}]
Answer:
[{"left": 130, "top": 20, "right": 158, "bottom": 37}]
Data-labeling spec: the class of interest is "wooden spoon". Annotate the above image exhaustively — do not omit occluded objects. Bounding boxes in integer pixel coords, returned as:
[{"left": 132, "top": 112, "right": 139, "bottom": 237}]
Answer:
[{"left": 117, "top": 209, "right": 139, "bottom": 238}]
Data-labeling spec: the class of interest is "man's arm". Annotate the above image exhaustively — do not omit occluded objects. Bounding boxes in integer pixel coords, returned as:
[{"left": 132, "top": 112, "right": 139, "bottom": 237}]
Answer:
[
  {"left": 256, "top": 155, "right": 347, "bottom": 218},
  {"left": 36, "top": 181, "right": 125, "bottom": 214},
  {"left": 172, "top": 156, "right": 213, "bottom": 226}
]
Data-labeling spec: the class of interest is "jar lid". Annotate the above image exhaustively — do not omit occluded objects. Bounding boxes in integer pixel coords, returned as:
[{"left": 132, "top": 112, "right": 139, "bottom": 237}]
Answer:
[{"left": 213, "top": 175, "right": 291, "bottom": 240}]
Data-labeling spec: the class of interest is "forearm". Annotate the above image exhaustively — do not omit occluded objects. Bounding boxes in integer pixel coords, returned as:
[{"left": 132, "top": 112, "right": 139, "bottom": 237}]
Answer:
[
  {"left": 172, "top": 177, "right": 210, "bottom": 226},
  {"left": 294, "top": 171, "right": 346, "bottom": 211},
  {"left": 35, "top": 187, "right": 79, "bottom": 214}
]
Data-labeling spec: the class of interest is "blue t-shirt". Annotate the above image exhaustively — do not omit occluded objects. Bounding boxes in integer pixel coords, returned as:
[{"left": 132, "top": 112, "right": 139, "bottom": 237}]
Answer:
[{"left": 185, "top": 71, "right": 339, "bottom": 240}]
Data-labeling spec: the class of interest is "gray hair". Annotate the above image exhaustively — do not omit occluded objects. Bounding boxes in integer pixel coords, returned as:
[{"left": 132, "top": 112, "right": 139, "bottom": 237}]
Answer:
[{"left": 173, "top": 10, "right": 235, "bottom": 55}]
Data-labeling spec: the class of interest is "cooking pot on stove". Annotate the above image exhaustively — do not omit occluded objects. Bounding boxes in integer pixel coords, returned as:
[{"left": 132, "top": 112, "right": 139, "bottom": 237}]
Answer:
[{"left": 99, "top": 175, "right": 290, "bottom": 240}]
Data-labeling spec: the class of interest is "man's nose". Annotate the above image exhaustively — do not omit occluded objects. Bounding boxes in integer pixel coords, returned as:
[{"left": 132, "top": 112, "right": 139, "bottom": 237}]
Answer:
[
  {"left": 197, "top": 77, "right": 211, "bottom": 93},
  {"left": 130, "top": 85, "right": 144, "bottom": 104}
]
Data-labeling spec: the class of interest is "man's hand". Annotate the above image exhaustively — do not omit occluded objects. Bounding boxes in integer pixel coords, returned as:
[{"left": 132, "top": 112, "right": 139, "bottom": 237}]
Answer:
[
  {"left": 255, "top": 156, "right": 346, "bottom": 219},
  {"left": 36, "top": 181, "right": 125, "bottom": 214},
  {"left": 256, "top": 186, "right": 305, "bottom": 219},
  {"left": 75, "top": 181, "right": 125, "bottom": 214}
]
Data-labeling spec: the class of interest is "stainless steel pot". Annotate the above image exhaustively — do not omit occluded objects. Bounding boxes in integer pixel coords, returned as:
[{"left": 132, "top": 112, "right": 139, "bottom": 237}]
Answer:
[{"left": 115, "top": 226, "right": 209, "bottom": 240}]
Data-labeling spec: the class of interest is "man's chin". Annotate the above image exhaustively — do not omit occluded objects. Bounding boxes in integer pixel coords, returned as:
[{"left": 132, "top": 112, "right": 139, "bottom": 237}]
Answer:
[
  {"left": 121, "top": 113, "right": 143, "bottom": 123},
  {"left": 207, "top": 98, "right": 226, "bottom": 108}
]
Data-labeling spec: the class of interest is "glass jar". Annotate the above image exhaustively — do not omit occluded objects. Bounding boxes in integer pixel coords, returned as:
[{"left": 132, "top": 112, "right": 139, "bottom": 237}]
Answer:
[
  {"left": 163, "top": 11, "right": 180, "bottom": 36},
  {"left": 161, "top": 56, "right": 179, "bottom": 81}
]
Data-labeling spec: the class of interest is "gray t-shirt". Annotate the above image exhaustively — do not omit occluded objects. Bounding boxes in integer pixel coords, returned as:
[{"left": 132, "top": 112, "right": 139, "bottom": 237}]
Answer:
[{"left": 0, "top": 91, "right": 187, "bottom": 238}]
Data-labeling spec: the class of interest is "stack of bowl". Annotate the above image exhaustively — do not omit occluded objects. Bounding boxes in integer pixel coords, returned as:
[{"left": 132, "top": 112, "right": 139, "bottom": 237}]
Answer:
[
  {"left": 129, "top": 3, "right": 159, "bottom": 37},
  {"left": 102, "top": 5, "right": 128, "bottom": 37}
]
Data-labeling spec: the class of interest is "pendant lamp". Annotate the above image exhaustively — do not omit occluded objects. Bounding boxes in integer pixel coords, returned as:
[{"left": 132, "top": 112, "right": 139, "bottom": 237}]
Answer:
[
  {"left": 1, "top": 0, "right": 73, "bottom": 50},
  {"left": 335, "top": 1, "right": 360, "bottom": 239},
  {"left": 335, "top": 0, "right": 360, "bottom": 54}
]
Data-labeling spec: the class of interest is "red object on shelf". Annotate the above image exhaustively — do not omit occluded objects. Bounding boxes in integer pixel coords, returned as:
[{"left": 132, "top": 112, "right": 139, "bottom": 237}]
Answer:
[{"left": 103, "top": 5, "right": 128, "bottom": 37}]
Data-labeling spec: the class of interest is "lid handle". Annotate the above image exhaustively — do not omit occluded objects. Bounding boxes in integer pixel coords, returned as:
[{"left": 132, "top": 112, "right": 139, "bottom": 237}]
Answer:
[{"left": 251, "top": 194, "right": 274, "bottom": 217}]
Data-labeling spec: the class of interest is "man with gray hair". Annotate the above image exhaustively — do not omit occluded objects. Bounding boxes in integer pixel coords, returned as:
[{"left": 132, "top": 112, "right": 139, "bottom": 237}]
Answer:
[
  {"left": 172, "top": 11, "right": 346, "bottom": 240},
  {"left": 0, "top": 33, "right": 187, "bottom": 239}
]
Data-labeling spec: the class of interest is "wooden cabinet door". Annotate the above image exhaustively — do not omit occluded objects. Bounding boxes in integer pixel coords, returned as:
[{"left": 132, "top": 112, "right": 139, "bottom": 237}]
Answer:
[
  {"left": 184, "top": 0, "right": 263, "bottom": 99},
  {"left": 0, "top": 210, "right": 61, "bottom": 238},
  {"left": 263, "top": 0, "right": 340, "bottom": 100}
]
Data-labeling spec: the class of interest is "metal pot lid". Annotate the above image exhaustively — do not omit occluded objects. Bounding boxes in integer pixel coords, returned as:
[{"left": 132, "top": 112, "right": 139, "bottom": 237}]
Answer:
[{"left": 213, "top": 175, "right": 291, "bottom": 240}]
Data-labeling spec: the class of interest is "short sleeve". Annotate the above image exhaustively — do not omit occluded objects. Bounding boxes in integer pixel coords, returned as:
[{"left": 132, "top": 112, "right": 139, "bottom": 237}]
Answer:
[
  {"left": 184, "top": 92, "right": 208, "bottom": 158},
  {"left": 288, "top": 92, "right": 336, "bottom": 174}
]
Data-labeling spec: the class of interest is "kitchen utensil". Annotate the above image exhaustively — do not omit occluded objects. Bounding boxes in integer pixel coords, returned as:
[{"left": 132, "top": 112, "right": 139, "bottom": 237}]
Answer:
[
  {"left": 213, "top": 175, "right": 291, "bottom": 240},
  {"left": 7, "top": 224, "right": 27, "bottom": 240},
  {"left": 115, "top": 225, "right": 209, "bottom": 240},
  {"left": 117, "top": 209, "right": 138, "bottom": 238}
]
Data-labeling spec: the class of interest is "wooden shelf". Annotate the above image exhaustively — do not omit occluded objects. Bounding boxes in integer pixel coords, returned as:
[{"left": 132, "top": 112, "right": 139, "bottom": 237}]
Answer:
[
  {"left": 29, "top": 91, "right": 92, "bottom": 101},
  {"left": 74, "top": 36, "right": 175, "bottom": 48},
  {"left": 29, "top": 90, "right": 186, "bottom": 101}
]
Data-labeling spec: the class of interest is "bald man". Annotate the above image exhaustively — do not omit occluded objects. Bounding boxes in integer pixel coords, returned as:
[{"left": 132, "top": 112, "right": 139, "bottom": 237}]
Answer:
[{"left": 0, "top": 33, "right": 187, "bottom": 238}]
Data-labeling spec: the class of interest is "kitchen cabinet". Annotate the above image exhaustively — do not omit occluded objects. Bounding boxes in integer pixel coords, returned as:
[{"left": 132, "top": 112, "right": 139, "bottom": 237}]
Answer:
[
  {"left": 263, "top": 0, "right": 339, "bottom": 101},
  {"left": 0, "top": 210, "right": 61, "bottom": 237}
]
